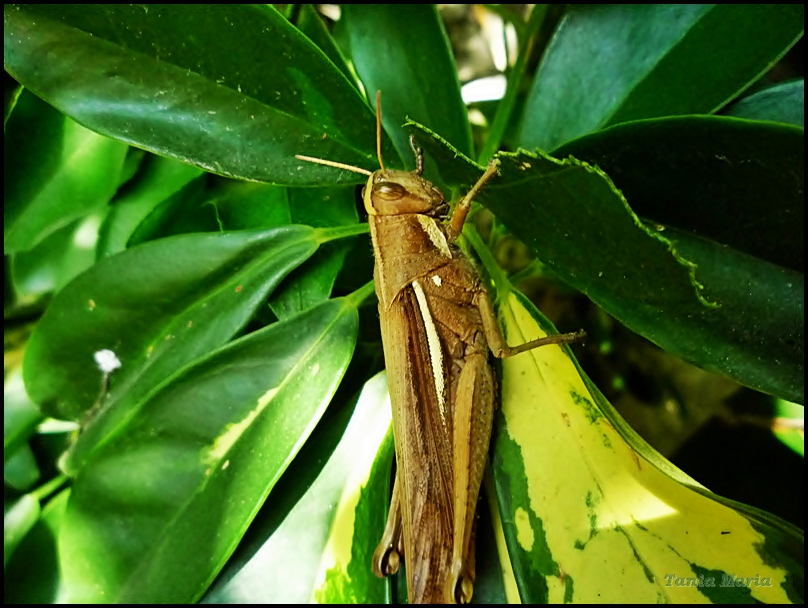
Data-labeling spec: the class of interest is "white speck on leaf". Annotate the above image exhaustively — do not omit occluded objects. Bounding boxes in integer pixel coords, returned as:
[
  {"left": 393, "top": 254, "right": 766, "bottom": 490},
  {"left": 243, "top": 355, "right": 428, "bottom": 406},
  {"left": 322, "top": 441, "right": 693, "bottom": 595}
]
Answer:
[{"left": 94, "top": 349, "right": 121, "bottom": 373}]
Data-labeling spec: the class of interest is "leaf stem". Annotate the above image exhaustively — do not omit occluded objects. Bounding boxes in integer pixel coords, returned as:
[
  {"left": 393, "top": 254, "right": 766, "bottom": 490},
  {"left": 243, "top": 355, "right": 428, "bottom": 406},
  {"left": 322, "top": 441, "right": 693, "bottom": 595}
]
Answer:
[
  {"left": 30, "top": 474, "right": 69, "bottom": 503},
  {"left": 315, "top": 222, "right": 371, "bottom": 244},
  {"left": 345, "top": 279, "right": 377, "bottom": 308},
  {"left": 463, "top": 225, "right": 512, "bottom": 305}
]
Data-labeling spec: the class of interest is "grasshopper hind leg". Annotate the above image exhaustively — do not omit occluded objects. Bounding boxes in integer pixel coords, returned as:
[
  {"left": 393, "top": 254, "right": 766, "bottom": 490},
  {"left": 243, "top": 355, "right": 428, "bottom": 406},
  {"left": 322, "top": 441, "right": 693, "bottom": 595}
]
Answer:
[
  {"left": 447, "top": 352, "right": 495, "bottom": 603},
  {"left": 373, "top": 471, "right": 404, "bottom": 577}
]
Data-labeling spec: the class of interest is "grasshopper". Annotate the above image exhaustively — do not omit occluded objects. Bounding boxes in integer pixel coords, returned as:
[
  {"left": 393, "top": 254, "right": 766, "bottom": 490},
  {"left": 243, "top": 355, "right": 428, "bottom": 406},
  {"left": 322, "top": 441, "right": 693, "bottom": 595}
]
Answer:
[{"left": 297, "top": 93, "right": 584, "bottom": 603}]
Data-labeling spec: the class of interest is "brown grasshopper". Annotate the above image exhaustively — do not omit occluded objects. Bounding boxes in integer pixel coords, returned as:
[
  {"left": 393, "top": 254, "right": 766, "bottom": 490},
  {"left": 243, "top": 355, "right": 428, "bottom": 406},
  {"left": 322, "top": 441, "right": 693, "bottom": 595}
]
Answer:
[{"left": 297, "top": 92, "right": 584, "bottom": 603}]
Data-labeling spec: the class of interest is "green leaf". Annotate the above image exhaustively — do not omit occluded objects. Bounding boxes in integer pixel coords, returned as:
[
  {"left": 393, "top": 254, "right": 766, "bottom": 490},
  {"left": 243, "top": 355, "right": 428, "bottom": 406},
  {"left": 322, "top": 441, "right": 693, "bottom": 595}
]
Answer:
[
  {"left": 4, "top": 4, "right": 394, "bottom": 186},
  {"left": 116, "top": 149, "right": 147, "bottom": 191},
  {"left": 550, "top": 116, "right": 803, "bottom": 402},
  {"left": 22, "top": 226, "right": 320, "bottom": 473},
  {"left": 97, "top": 154, "right": 204, "bottom": 257},
  {"left": 493, "top": 289, "right": 803, "bottom": 603},
  {"left": 517, "top": 5, "right": 804, "bottom": 150},
  {"left": 125, "top": 175, "right": 220, "bottom": 247},
  {"left": 552, "top": 116, "right": 804, "bottom": 274},
  {"left": 477, "top": 5, "right": 548, "bottom": 163},
  {"left": 269, "top": 186, "right": 360, "bottom": 319},
  {"left": 342, "top": 5, "right": 471, "bottom": 181},
  {"left": 4, "top": 71, "right": 23, "bottom": 125},
  {"left": 4, "top": 89, "right": 129, "bottom": 253},
  {"left": 657, "top": 224, "right": 803, "bottom": 403},
  {"left": 206, "top": 179, "right": 292, "bottom": 232},
  {"left": 723, "top": 78, "right": 805, "bottom": 128},
  {"left": 4, "top": 444, "right": 40, "bottom": 491},
  {"left": 294, "top": 4, "right": 357, "bottom": 88},
  {"left": 204, "top": 371, "right": 393, "bottom": 603},
  {"left": 4, "top": 365, "right": 45, "bottom": 462},
  {"left": 409, "top": 120, "right": 803, "bottom": 403},
  {"left": 12, "top": 208, "right": 108, "bottom": 300},
  {"left": 58, "top": 298, "right": 358, "bottom": 603},
  {"left": 4, "top": 494, "right": 41, "bottom": 567},
  {"left": 3, "top": 489, "right": 70, "bottom": 603}
]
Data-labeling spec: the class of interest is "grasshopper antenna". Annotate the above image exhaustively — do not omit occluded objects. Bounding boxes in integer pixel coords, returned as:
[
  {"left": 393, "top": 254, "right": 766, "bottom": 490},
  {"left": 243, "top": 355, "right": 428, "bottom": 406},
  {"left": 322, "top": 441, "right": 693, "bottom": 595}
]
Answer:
[
  {"left": 376, "top": 90, "right": 386, "bottom": 172},
  {"left": 294, "top": 155, "right": 372, "bottom": 176},
  {"left": 294, "top": 92, "right": 386, "bottom": 177}
]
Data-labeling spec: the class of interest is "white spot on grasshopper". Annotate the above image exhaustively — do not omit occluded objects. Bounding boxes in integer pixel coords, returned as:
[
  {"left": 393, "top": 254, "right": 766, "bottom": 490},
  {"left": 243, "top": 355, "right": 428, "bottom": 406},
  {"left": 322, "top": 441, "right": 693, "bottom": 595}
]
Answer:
[{"left": 431, "top": 275, "right": 442, "bottom": 287}]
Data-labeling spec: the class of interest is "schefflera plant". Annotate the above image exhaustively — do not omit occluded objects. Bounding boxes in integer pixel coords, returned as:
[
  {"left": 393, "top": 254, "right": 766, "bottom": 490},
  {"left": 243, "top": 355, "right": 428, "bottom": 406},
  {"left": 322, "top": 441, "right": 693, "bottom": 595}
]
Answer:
[{"left": 4, "top": 4, "right": 803, "bottom": 604}]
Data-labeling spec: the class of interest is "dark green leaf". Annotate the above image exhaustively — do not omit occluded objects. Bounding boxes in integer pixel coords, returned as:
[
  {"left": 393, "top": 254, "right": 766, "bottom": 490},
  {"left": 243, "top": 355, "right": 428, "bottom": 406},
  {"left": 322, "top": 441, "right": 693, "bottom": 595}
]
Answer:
[
  {"left": 205, "top": 178, "right": 291, "bottom": 232},
  {"left": 23, "top": 227, "right": 320, "bottom": 473},
  {"left": 294, "top": 4, "right": 357, "bottom": 88},
  {"left": 4, "top": 4, "right": 394, "bottom": 185},
  {"left": 116, "top": 148, "right": 147, "bottom": 189},
  {"left": 4, "top": 89, "right": 129, "bottom": 253},
  {"left": 659, "top": 224, "right": 802, "bottom": 403},
  {"left": 97, "top": 154, "right": 204, "bottom": 257},
  {"left": 59, "top": 298, "right": 358, "bottom": 602},
  {"left": 269, "top": 243, "right": 350, "bottom": 320},
  {"left": 477, "top": 5, "right": 548, "bottom": 163},
  {"left": 518, "top": 5, "right": 804, "bottom": 150},
  {"left": 343, "top": 5, "right": 470, "bottom": 183},
  {"left": 126, "top": 176, "right": 220, "bottom": 247},
  {"left": 552, "top": 116, "right": 804, "bottom": 274},
  {"left": 269, "top": 186, "right": 360, "bottom": 319},
  {"left": 410, "top": 120, "right": 803, "bottom": 402},
  {"left": 723, "top": 78, "right": 805, "bottom": 128}
]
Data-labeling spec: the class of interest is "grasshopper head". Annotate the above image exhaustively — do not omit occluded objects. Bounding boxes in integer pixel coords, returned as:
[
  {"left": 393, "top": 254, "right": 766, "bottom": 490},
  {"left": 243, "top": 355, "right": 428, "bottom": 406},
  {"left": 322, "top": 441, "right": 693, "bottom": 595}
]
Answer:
[
  {"left": 362, "top": 169, "right": 446, "bottom": 217},
  {"left": 296, "top": 92, "right": 448, "bottom": 218}
]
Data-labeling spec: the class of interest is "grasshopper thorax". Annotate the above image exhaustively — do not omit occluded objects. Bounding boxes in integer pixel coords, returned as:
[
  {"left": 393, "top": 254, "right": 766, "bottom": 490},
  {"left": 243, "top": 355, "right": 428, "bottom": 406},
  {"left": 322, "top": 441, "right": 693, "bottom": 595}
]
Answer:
[{"left": 363, "top": 169, "right": 447, "bottom": 217}]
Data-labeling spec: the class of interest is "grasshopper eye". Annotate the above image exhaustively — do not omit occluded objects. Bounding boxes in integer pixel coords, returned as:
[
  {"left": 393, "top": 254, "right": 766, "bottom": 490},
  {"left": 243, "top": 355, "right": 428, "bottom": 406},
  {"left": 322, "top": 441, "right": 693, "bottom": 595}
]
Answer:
[{"left": 373, "top": 181, "right": 406, "bottom": 200}]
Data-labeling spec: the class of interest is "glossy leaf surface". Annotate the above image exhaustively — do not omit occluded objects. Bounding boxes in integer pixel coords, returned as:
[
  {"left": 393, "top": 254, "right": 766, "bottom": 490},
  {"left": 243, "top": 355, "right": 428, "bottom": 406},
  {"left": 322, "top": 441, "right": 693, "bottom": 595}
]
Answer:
[
  {"left": 4, "top": 89, "right": 128, "bottom": 253},
  {"left": 59, "top": 298, "right": 358, "bottom": 602},
  {"left": 4, "top": 4, "right": 395, "bottom": 185},
  {"left": 97, "top": 154, "right": 204, "bottom": 257},
  {"left": 11, "top": 209, "right": 107, "bottom": 299},
  {"left": 518, "top": 5, "right": 804, "bottom": 150},
  {"left": 493, "top": 290, "right": 803, "bottom": 602},
  {"left": 552, "top": 116, "right": 803, "bottom": 274},
  {"left": 406, "top": 119, "right": 803, "bottom": 403},
  {"left": 23, "top": 227, "right": 320, "bottom": 473},
  {"left": 723, "top": 78, "right": 804, "bottom": 128},
  {"left": 204, "top": 372, "right": 393, "bottom": 603},
  {"left": 343, "top": 4, "right": 470, "bottom": 183}
]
